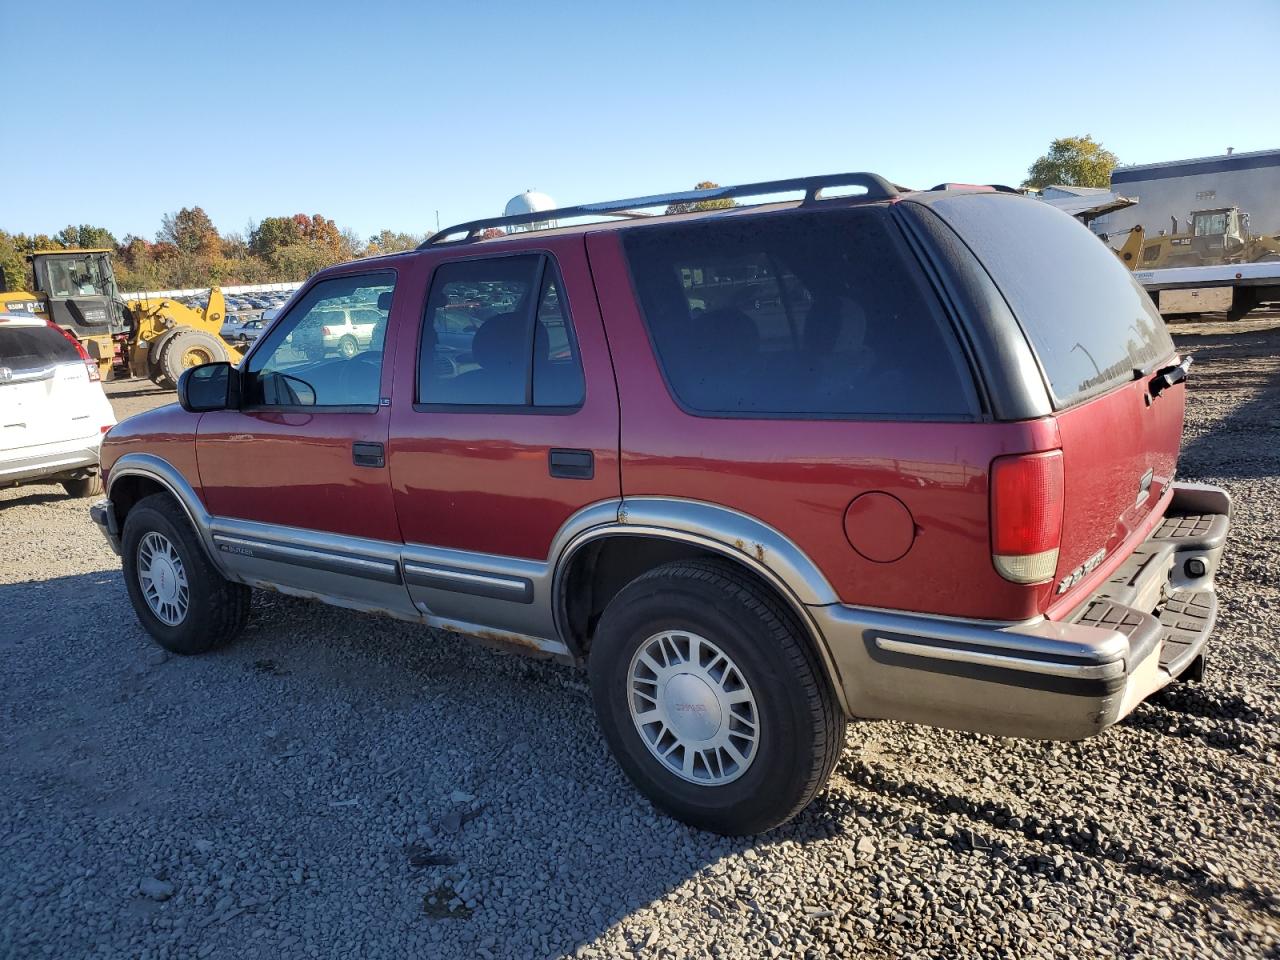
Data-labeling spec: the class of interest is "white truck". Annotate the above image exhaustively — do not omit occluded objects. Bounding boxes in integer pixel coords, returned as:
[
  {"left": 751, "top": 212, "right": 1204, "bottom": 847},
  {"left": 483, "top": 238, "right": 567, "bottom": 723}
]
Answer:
[{"left": 1134, "top": 260, "right": 1280, "bottom": 321}]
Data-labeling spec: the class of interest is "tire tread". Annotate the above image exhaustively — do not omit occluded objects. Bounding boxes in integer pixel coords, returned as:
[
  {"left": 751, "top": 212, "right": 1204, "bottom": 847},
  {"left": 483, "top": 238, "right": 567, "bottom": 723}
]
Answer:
[
  {"left": 123, "top": 493, "right": 251, "bottom": 653},
  {"left": 595, "top": 557, "right": 843, "bottom": 832}
]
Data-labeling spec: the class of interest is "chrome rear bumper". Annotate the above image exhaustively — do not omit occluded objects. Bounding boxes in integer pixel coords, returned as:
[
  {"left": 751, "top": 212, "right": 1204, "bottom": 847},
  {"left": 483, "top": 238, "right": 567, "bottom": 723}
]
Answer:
[{"left": 812, "top": 482, "right": 1230, "bottom": 740}]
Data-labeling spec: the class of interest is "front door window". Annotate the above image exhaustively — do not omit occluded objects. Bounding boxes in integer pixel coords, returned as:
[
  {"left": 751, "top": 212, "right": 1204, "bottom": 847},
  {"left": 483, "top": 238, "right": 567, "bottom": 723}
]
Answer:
[{"left": 244, "top": 273, "right": 395, "bottom": 409}]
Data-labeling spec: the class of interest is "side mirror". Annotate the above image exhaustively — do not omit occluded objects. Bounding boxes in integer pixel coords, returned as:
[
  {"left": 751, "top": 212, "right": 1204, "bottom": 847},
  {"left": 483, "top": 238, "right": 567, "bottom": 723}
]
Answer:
[{"left": 177, "top": 362, "right": 239, "bottom": 412}]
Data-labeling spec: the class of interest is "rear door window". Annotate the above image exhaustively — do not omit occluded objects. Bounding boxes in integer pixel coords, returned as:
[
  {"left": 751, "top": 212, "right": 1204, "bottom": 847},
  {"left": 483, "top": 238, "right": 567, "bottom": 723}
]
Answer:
[
  {"left": 925, "top": 193, "right": 1175, "bottom": 407},
  {"left": 0, "top": 325, "right": 81, "bottom": 374},
  {"left": 623, "top": 209, "right": 978, "bottom": 419},
  {"left": 417, "top": 255, "right": 585, "bottom": 409}
]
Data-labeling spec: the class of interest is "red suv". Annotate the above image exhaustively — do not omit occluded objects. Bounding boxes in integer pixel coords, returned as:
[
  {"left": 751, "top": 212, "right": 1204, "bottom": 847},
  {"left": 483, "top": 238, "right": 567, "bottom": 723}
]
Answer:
[{"left": 90, "top": 174, "right": 1230, "bottom": 835}]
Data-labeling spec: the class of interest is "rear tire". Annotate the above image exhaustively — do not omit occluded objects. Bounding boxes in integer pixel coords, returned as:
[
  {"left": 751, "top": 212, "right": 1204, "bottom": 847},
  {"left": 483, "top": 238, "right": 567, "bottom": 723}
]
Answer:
[
  {"left": 62, "top": 474, "right": 103, "bottom": 498},
  {"left": 121, "top": 493, "right": 251, "bottom": 655},
  {"left": 338, "top": 334, "right": 359, "bottom": 358},
  {"left": 588, "top": 559, "right": 843, "bottom": 835}
]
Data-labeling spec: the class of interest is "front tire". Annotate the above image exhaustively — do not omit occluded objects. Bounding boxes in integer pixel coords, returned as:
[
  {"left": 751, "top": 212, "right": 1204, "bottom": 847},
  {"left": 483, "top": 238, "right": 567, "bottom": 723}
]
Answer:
[
  {"left": 121, "top": 493, "right": 251, "bottom": 654},
  {"left": 588, "top": 559, "right": 843, "bottom": 835}
]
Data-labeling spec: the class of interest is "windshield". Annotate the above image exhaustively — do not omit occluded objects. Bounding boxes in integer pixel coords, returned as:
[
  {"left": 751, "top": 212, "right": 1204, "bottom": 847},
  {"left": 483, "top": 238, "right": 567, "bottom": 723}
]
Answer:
[
  {"left": 43, "top": 255, "right": 113, "bottom": 298},
  {"left": 1192, "top": 211, "right": 1229, "bottom": 237}
]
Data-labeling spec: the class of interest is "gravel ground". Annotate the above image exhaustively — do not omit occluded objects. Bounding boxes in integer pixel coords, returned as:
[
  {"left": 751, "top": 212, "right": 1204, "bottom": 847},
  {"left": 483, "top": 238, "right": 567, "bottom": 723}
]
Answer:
[{"left": 2, "top": 318, "right": 1279, "bottom": 959}]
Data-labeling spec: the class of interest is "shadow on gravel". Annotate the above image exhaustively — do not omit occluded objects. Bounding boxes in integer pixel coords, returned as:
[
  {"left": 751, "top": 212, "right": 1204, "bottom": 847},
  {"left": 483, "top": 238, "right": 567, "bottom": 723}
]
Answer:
[
  {"left": 1148, "top": 684, "right": 1271, "bottom": 724},
  {"left": 837, "top": 756, "right": 1280, "bottom": 921},
  {"left": 0, "top": 490, "right": 75, "bottom": 510},
  {"left": 6, "top": 568, "right": 1276, "bottom": 955},
  {"left": 105, "top": 382, "right": 173, "bottom": 400},
  {"left": 1173, "top": 323, "right": 1280, "bottom": 479}
]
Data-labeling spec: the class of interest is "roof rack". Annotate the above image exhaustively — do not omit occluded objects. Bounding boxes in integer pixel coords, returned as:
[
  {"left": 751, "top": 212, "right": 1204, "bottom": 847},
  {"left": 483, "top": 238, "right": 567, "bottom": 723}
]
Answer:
[
  {"left": 422, "top": 172, "right": 902, "bottom": 247},
  {"left": 929, "top": 182, "right": 1021, "bottom": 194}
]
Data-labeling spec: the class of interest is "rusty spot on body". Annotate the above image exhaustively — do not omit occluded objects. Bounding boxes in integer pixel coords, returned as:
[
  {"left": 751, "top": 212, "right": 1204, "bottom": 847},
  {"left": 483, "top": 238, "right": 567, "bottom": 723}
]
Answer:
[
  {"left": 438, "top": 623, "right": 553, "bottom": 659},
  {"left": 754, "top": 543, "right": 766, "bottom": 563}
]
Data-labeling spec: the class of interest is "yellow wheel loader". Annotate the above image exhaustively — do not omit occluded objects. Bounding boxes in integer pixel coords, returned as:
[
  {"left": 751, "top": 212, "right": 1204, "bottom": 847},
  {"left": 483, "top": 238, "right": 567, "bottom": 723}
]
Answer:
[
  {"left": 1121, "top": 207, "right": 1280, "bottom": 271},
  {"left": 0, "top": 249, "right": 242, "bottom": 386}
]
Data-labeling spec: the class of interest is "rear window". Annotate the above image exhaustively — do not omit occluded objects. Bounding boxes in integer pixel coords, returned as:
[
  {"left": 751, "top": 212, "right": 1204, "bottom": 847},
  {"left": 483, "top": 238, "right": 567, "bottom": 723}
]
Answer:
[
  {"left": 926, "top": 193, "right": 1175, "bottom": 407},
  {"left": 0, "top": 324, "right": 81, "bottom": 374},
  {"left": 623, "top": 209, "right": 978, "bottom": 419}
]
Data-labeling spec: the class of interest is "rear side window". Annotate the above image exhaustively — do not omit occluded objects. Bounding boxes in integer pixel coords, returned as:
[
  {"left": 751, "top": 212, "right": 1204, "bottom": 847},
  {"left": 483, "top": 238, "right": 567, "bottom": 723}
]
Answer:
[
  {"left": 0, "top": 325, "right": 80, "bottom": 374},
  {"left": 418, "top": 255, "right": 585, "bottom": 409},
  {"left": 926, "top": 194, "right": 1175, "bottom": 407},
  {"left": 623, "top": 209, "right": 977, "bottom": 419}
]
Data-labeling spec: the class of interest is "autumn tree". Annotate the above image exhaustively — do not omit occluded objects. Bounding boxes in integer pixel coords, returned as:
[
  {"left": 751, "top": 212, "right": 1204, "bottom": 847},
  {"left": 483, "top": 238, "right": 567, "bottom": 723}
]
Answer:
[
  {"left": 249, "top": 216, "right": 302, "bottom": 259},
  {"left": 365, "top": 229, "right": 427, "bottom": 256},
  {"left": 0, "top": 231, "right": 27, "bottom": 291},
  {"left": 54, "top": 224, "right": 118, "bottom": 250},
  {"left": 158, "top": 206, "right": 220, "bottom": 256},
  {"left": 665, "top": 181, "right": 737, "bottom": 215},
  {"left": 1023, "top": 136, "right": 1119, "bottom": 190}
]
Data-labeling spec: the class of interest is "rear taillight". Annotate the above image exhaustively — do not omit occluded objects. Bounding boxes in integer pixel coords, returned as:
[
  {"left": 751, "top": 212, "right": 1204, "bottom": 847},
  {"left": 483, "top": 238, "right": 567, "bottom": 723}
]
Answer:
[
  {"left": 48, "top": 321, "right": 100, "bottom": 381},
  {"left": 990, "top": 451, "right": 1064, "bottom": 585}
]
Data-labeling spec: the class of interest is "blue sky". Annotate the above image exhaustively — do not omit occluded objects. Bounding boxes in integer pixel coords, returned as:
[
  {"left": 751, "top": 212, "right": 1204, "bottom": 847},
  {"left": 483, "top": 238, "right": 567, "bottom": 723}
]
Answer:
[{"left": 5, "top": 0, "right": 1278, "bottom": 242}]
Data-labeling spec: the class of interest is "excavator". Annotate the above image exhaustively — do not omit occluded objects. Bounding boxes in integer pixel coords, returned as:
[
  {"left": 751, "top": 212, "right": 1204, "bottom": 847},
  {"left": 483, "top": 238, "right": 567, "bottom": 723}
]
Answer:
[
  {"left": 0, "top": 249, "right": 241, "bottom": 386},
  {"left": 1115, "top": 206, "right": 1280, "bottom": 270}
]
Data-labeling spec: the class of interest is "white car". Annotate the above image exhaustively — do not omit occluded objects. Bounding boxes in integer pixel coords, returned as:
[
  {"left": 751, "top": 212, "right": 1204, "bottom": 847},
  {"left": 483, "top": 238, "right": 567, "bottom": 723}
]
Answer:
[{"left": 0, "top": 313, "right": 116, "bottom": 497}]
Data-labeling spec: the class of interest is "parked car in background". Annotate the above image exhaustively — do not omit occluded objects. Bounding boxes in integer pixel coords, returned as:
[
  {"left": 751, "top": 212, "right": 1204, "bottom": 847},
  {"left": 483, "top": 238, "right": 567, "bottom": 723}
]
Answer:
[
  {"left": 1, "top": 314, "right": 115, "bottom": 497},
  {"left": 90, "top": 174, "right": 1228, "bottom": 836},
  {"left": 230, "top": 318, "right": 269, "bottom": 347},
  {"left": 319, "top": 309, "right": 378, "bottom": 357}
]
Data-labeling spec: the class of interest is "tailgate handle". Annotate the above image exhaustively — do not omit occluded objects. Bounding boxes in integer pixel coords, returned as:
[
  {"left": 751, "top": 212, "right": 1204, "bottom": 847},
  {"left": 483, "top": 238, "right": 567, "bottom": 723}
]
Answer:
[
  {"left": 1149, "top": 355, "right": 1192, "bottom": 399},
  {"left": 549, "top": 448, "right": 594, "bottom": 480},
  {"left": 352, "top": 441, "right": 385, "bottom": 468}
]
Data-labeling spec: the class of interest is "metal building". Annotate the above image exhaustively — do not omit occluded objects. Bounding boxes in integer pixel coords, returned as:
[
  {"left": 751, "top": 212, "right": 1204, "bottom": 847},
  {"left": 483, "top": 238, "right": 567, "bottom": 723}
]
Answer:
[{"left": 1092, "top": 148, "right": 1280, "bottom": 245}]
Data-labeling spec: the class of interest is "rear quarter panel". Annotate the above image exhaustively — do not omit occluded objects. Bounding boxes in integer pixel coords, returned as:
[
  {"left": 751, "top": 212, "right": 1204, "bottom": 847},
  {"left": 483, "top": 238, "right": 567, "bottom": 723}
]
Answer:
[{"left": 587, "top": 232, "right": 1061, "bottom": 621}]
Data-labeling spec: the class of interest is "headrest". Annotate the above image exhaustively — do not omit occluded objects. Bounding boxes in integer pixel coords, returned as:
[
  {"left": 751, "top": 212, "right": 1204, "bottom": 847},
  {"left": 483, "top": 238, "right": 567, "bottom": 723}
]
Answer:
[
  {"left": 471, "top": 313, "right": 526, "bottom": 370},
  {"left": 804, "top": 297, "right": 867, "bottom": 354},
  {"left": 696, "top": 308, "right": 759, "bottom": 360}
]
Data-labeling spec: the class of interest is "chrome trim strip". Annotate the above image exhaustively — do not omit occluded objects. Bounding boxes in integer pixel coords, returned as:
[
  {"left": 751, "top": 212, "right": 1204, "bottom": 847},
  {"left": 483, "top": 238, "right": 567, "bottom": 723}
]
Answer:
[
  {"left": 872, "top": 635, "right": 1125, "bottom": 680},
  {"left": 1, "top": 365, "right": 57, "bottom": 384},
  {"left": 213, "top": 534, "right": 401, "bottom": 584},
  {"left": 820, "top": 603, "right": 1131, "bottom": 665},
  {"left": 403, "top": 562, "right": 532, "bottom": 603}
]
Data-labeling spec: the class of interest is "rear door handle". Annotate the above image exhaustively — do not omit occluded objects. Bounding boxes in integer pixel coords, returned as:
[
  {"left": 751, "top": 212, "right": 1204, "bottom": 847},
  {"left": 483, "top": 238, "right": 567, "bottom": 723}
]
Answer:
[
  {"left": 353, "top": 441, "right": 385, "bottom": 468},
  {"left": 549, "top": 448, "right": 594, "bottom": 480}
]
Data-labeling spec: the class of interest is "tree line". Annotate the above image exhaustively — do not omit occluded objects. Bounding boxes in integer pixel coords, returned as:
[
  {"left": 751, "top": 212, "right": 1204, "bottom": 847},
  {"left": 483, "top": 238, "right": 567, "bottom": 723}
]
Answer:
[
  {"left": 0, "top": 137, "right": 1119, "bottom": 294},
  {"left": 0, "top": 207, "right": 428, "bottom": 293}
]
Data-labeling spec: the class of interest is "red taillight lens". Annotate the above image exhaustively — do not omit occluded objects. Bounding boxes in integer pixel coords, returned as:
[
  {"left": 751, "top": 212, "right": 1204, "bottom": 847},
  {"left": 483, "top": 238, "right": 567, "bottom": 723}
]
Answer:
[
  {"left": 47, "top": 321, "right": 100, "bottom": 381},
  {"left": 990, "top": 450, "right": 1064, "bottom": 584}
]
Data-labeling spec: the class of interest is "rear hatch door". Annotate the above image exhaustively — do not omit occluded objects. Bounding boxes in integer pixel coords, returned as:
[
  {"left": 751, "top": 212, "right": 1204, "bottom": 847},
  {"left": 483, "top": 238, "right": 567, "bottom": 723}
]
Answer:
[
  {"left": 0, "top": 324, "right": 97, "bottom": 452},
  {"left": 922, "top": 193, "right": 1183, "bottom": 612}
]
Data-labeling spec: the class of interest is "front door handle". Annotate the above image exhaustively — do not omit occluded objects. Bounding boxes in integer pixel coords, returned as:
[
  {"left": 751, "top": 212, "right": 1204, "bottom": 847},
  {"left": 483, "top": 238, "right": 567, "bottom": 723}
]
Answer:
[
  {"left": 549, "top": 448, "right": 594, "bottom": 480},
  {"left": 353, "top": 441, "right": 385, "bottom": 468}
]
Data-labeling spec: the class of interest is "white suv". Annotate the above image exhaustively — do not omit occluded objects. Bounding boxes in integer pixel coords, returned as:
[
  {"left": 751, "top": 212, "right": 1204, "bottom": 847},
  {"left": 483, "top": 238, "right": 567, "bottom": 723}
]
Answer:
[{"left": 0, "top": 313, "right": 116, "bottom": 497}]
